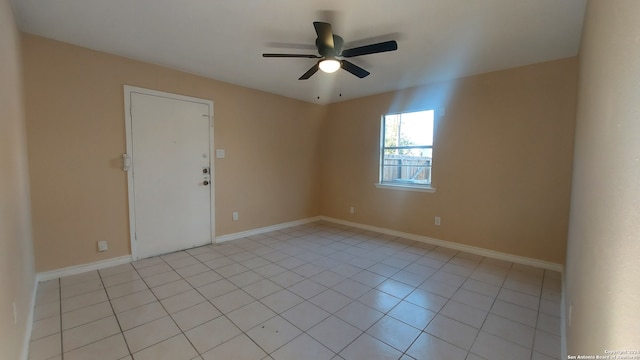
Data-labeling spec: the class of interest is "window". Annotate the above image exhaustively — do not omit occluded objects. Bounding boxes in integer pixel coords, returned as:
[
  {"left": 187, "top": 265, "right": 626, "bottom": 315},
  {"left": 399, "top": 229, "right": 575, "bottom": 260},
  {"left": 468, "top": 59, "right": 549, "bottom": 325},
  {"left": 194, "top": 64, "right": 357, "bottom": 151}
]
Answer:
[{"left": 379, "top": 110, "right": 435, "bottom": 190}]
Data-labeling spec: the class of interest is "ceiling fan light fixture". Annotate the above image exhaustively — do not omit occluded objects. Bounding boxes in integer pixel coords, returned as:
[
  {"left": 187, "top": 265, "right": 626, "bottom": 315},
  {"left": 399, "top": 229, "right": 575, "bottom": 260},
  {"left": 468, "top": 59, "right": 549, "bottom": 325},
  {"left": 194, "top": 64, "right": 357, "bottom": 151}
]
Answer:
[{"left": 319, "top": 58, "right": 341, "bottom": 73}]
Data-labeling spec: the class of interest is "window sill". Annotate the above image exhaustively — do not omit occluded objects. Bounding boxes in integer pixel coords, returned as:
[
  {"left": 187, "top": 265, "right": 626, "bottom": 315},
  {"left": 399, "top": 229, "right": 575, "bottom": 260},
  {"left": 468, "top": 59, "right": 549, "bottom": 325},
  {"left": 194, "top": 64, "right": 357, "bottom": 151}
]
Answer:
[{"left": 374, "top": 183, "right": 437, "bottom": 193}]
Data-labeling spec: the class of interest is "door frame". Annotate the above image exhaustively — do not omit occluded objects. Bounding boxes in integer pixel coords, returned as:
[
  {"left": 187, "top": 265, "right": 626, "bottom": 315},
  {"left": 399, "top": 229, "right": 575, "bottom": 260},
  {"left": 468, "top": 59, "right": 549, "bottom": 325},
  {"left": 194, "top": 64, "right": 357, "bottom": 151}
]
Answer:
[{"left": 124, "top": 85, "right": 215, "bottom": 261}]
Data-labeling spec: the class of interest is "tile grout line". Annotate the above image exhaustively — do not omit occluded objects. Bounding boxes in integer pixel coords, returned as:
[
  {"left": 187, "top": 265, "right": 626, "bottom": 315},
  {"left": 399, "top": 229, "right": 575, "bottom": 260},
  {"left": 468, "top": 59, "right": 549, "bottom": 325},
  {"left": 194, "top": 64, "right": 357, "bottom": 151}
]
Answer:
[
  {"left": 159, "top": 239, "right": 322, "bottom": 359},
  {"left": 96, "top": 268, "right": 133, "bottom": 359},
  {"left": 332, "top": 223, "right": 558, "bottom": 358},
  {"left": 33, "top": 221, "right": 562, "bottom": 360},
  {"left": 168, "top": 253, "right": 273, "bottom": 358},
  {"left": 398, "top": 250, "right": 476, "bottom": 359},
  {"left": 116, "top": 240, "right": 282, "bottom": 357},
  {"left": 237, "top": 227, "right": 342, "bottom": 358},
  {"left": 298, "top": 227, "right": 467, "bottom": 358},
  {"left": 199, "top": 236, "right": 314, "bottom": 358},
  {"left": 275, "top": 228, "right": 417, "bottom": 357},
  {"left": 464, "top": 260, "right": 514, "bottom": 360},
  {"left": 223, "top": 226, "right": 396, "bottom": 357},
  {"left": 531, "top": 269, "right": 563, "bottom": 360},
  {"left": 56, "top": 271, "right": 134, "bottom": 359},
  {"left": 476, "top": 263, "right": 559, "bottom": 358},
  {"left": 316, "top": 225, "right": 533, "bottom": 356},
  {"left": 287, "top": 226, "right": 396, "bottom": 357},
  {"left": 531, "top": 269, "right": 545, "bottom": 360},
  {"left": 302, "top": 240, "right": 459, "bottom": 357},
  {"left": 129, "top": 255, "right": 206, "bottom": 358}
]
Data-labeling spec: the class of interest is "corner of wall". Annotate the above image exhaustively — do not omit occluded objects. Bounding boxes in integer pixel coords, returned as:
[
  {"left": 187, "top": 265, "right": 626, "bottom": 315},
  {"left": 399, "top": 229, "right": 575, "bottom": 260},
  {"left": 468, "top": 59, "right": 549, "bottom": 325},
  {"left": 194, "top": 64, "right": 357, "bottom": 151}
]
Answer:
[{"left": 1, "top": 0, "right": 37, "bottom": 359}]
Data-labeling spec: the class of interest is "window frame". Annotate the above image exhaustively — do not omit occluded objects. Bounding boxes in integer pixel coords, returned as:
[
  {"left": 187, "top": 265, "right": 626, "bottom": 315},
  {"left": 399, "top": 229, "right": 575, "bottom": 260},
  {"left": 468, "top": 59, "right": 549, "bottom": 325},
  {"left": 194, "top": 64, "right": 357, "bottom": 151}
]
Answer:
[{"left": 376, "top": 110, "right": 437, "bottom": 193}]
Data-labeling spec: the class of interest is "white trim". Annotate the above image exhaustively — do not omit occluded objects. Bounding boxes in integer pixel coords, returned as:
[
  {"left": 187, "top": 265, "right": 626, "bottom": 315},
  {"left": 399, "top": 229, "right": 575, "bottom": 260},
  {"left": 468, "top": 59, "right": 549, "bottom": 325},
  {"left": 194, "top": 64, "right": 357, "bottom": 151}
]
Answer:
[
  {"left": 20, "top": 278, "right": 37, "bottom": 360},
  {"left": 215, "top": 216, "right": 323, "bottom": 243},
  {"left": 215, "top": 215, "right": 562, "bottom": 271},
  {"left": 123, "top": 85, "right": 215, "bottom": 261},
  {"left": 375, "top": 183, "right": 437, "bottom": 193},
  {"left": 22, "top": 216, "right": 565, "bottom": 357},
  {"left": 33, "top": 217, "right": 562, "bottom": 276},
  {"left": 32, "top": 217, "right": 320, "bottom": 281},
  {"left": 320, "top": 216, "right": 563, "bottom": 272},
  {"left": 36, "top": 255, "right": 133, "bottom": 282}
]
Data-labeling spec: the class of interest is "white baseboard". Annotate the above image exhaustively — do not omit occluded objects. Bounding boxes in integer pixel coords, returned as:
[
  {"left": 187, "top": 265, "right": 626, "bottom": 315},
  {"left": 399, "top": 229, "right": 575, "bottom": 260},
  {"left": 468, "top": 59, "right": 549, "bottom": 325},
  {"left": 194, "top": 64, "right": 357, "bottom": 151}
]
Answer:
[
  {"left": 215, "top": 216, "right": 322, "bottom": 243},
  {"left": 34, "top": 216, "right": 323, "bottom": 282},
  {"left": 320, "top": 216, "right": 564, "bottom": 272},
  {"left": 26, "top": 215, "right": 565, "bottom": 360},
  {"left": 36, "top": 255, "right": 133, "bottom": 282},
  {"left": 215, "top": 215, "right": 563, "bottom": 272},
  {"left": 34, "top": 215, "right": 562, "bottom": 280}
]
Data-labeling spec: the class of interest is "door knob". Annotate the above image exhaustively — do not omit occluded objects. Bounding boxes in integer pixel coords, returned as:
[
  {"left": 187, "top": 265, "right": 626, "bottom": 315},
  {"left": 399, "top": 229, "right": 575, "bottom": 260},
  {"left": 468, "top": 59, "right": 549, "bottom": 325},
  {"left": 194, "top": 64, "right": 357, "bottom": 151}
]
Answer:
[{"left": 203, "top": 180, "right": 209, "bottom": 186}]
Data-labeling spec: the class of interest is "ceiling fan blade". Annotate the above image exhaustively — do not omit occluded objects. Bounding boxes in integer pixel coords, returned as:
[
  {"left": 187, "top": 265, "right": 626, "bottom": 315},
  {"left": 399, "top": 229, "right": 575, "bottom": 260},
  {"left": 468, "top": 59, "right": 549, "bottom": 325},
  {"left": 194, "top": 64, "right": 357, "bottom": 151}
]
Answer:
[
  {"left": 341, "top": 40, "right": 398, "bottom": 58},
  {"left": 263, "top": 53, "right": 321, "bottom": 58},
  {"left": 341, "top": 60, "right": 370, "bottom": 78},
  {"left": 333, "top": 35, "right": 344, "bottom": 54},
  {"left": 299, "top": 63, "right": 320, "bottom": 80},
  {"left": 313, "top": 21, "right": 334, "bottom": 54}
]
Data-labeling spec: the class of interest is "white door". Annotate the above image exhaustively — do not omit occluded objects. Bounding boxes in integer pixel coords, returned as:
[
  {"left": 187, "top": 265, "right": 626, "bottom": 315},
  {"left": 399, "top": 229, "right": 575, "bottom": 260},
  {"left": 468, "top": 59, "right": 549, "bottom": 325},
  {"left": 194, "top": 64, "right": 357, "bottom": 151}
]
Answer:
[{"left": 125, "top": 87, "right": 214, "bottom": 259}]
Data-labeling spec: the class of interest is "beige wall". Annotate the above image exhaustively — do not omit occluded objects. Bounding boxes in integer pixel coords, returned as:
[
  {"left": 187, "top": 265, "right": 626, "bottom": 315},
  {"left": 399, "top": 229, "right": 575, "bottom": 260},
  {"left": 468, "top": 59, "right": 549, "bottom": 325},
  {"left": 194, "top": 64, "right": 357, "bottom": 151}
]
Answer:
[
  {"left": 565, "top": 0, "right": 640, "bottom": 354},
  {"left": 23, "top": 31, "right": 579, "bottom": 272},
  {"left": 322, "top": 58, "right": 577, "bottom": 264},
  {"left": 0, "top": 0, "right": 36, "bottom": 358},
  {"left": 22, "top": 34, "right": 324, "bottom": 272}
]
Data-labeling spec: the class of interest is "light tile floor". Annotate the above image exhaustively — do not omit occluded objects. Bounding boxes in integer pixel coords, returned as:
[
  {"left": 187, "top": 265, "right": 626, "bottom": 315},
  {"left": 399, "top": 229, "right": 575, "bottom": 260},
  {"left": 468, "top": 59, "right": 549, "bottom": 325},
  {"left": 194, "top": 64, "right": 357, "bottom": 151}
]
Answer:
[{"left": 28, "top": 221, "right": 562, "bottom": 360}]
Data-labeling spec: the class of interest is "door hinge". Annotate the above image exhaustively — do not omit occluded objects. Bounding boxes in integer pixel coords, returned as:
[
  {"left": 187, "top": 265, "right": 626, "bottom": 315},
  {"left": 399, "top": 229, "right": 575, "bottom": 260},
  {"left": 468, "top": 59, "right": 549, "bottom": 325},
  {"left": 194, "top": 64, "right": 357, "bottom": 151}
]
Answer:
[{"left": 122, "top": 154, "right": 131, "bottom": 171}]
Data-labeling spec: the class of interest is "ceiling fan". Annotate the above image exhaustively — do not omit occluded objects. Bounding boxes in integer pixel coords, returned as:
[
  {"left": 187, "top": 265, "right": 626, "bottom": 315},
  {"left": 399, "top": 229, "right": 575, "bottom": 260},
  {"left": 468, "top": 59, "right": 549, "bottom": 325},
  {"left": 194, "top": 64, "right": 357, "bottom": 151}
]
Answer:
[{"left": 263, "top": 22, "right": 398, "bottom": 80}]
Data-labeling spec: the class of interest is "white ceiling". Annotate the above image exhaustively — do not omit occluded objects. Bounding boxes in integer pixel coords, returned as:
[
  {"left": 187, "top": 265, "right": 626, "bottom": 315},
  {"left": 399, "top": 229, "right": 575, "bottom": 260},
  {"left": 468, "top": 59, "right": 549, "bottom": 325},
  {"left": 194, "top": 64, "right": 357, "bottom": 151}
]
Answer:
[{"left": 11, "top": 0, "right": 587, "bottom": 104}]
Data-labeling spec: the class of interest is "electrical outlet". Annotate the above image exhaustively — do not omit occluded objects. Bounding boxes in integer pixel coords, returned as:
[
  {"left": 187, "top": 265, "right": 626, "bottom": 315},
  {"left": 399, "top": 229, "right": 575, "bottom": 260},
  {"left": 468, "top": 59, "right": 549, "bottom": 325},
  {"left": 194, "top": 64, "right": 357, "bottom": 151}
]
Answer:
[
  {"left": 232, "top": 211, "right": 239, "bottom": 221},
  {"left": 435, "top": 216, "right": 441, "bottom": 226},
  {"left": 349, "top": 206, "right": 355, "bottom": 214},
  {"left": 97, "top": 240, "right": 108, "bottom": 252}
]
